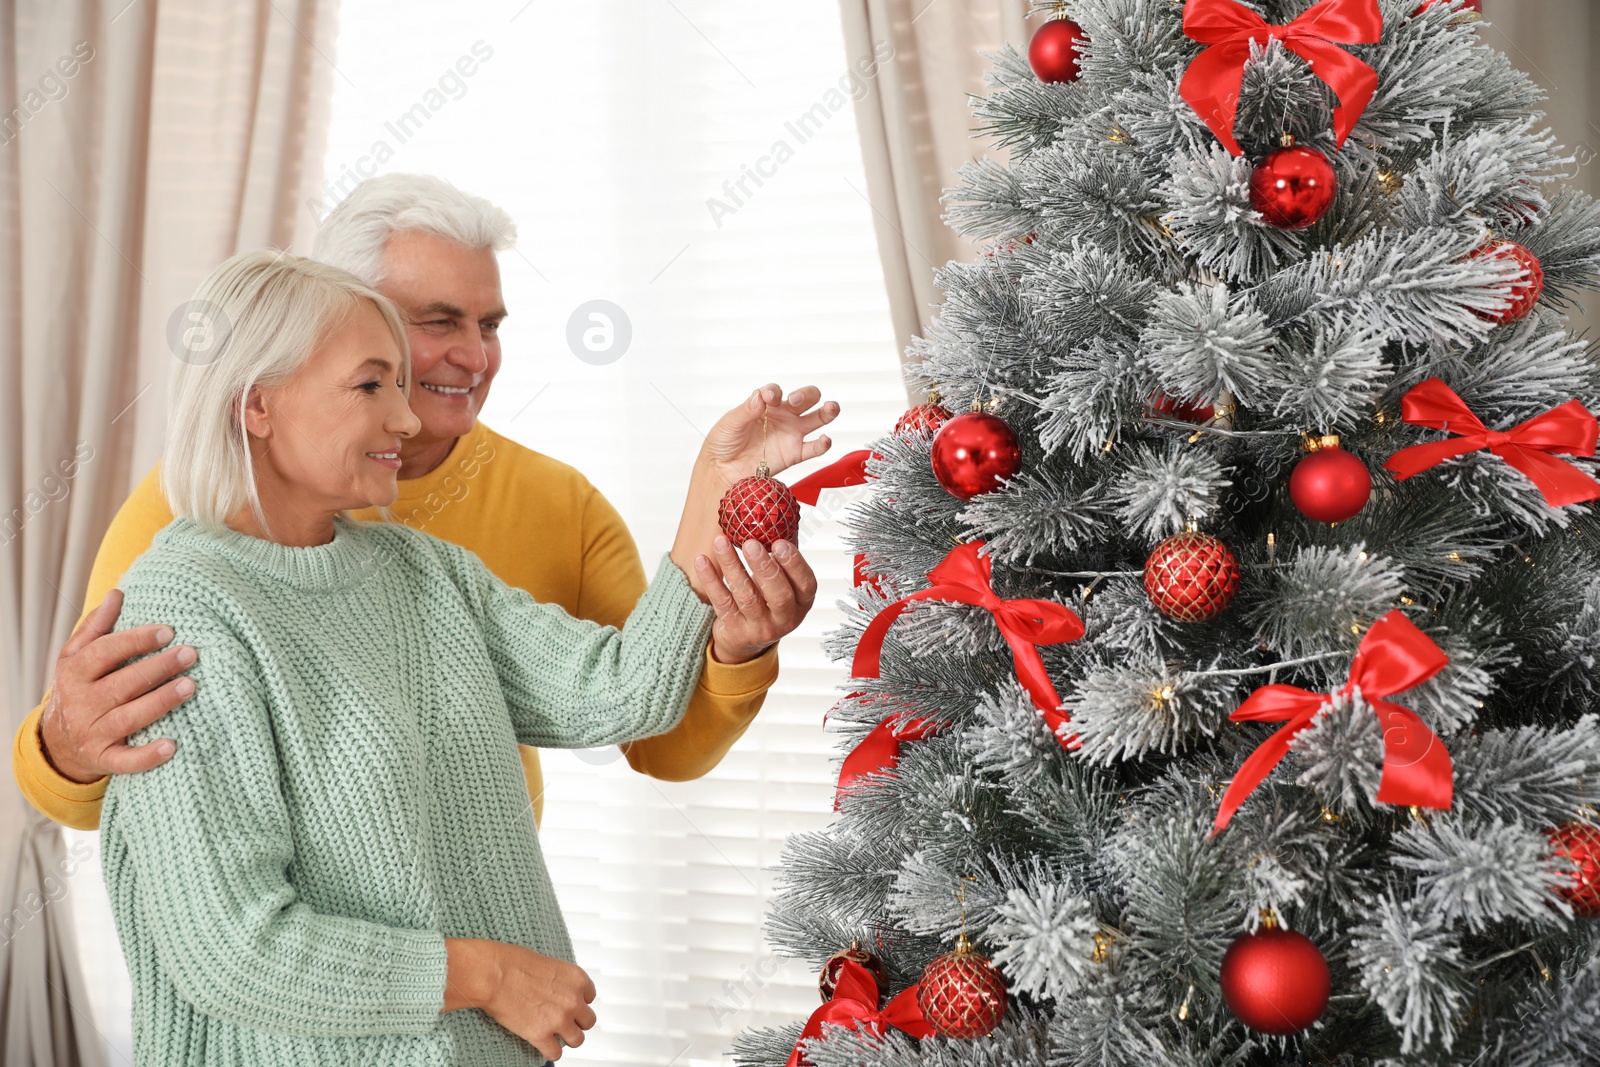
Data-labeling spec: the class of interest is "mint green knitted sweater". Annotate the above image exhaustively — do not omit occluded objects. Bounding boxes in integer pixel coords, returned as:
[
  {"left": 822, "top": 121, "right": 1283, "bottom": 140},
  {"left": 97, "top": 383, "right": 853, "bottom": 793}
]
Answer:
[{"left": 100, "top": 514, "right": 714, "bottom": 1066}]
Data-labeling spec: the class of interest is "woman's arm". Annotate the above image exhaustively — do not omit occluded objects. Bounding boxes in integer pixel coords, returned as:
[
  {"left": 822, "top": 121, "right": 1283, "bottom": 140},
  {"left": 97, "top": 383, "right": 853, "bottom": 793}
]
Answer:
[
  {"left": 443, "top": 387, "right": 826, "bottom": 749},
  {"left": 445, "top": 542, "right": 715, "bottom": 748},
  {"left": 105, "top": 583, "right": 449, "bottom": 1039}
]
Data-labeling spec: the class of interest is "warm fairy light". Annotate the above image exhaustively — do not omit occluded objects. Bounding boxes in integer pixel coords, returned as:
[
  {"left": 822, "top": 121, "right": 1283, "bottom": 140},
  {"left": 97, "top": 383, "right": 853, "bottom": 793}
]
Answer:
[
  {"left": 1351, "top": 623, "right": 1363, "bottom": 634},
  {"left": 1400, "top": 595, "right": 1415, "bottom": 605},
  {"left": 1321, "top": 807, "right": 1341, "bottom": 823},
  {"left": 1447, "top": 551, "right": 1462, "bottom": 562},
  {"left": 1358, "top": 551, "right": 1369, "bottom": 562},
  {"left": 1102, "top": 438, "right": 1115, "bottom": 453}
]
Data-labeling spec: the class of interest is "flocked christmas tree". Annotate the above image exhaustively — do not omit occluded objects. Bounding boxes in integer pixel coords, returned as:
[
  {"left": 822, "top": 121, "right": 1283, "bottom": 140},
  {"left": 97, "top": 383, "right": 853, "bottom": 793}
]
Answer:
[{"left": 729, "top": 0, "right": 1600, "bottom": 1063}]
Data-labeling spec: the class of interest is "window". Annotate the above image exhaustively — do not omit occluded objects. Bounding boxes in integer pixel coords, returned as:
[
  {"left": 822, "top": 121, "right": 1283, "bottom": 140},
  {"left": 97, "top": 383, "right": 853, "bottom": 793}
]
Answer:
[{"left": 69, "top": 2, "right": 908, "bottom": 1063}]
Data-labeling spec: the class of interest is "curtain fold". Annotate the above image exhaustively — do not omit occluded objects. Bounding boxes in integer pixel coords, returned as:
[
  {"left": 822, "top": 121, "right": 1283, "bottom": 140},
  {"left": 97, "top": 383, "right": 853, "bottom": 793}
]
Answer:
[
  {"left": 1, "top": 3, "right": 335, "bottom": 1063},
  {"left": 838, "top": 0, "right": 1033, "bottom": 403}
]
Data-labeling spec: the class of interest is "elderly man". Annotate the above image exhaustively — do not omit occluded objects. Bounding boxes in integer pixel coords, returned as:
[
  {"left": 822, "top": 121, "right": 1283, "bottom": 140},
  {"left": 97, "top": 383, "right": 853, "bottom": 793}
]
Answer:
[{"left": 13, "top": 173, "right": 836, "bottom": 1050}]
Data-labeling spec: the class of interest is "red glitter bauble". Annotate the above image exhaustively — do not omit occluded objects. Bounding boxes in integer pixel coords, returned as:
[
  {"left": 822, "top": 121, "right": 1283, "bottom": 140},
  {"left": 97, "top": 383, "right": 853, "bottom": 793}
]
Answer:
[
  {"left": 1469, "top": 240, "right": 1545, "bottom": 324},
  {"left": 917, "top": 942, "right": 1008, "bottom": 1039},
  {"left": 819, "top": 942, "right": 888, "bottom": 1002},
  {"left": 1290, "top": 444, "right": 1372, "bottom": 523},
  {"left": 1220, "top": 926, "right": 1331, "bottom": 1036},
  {"left": 930, "top": 412, "right": 1021, "bottom": 500},
  {"left": 895, "top": 402, "right": 954, "bottom": 438},
  {"left": 1143, "top": 531, "right": 1241, "bottom": 623},
  {"left": 1250, "top": 145, "right": 1337, "bottom": 230},
  {"left": 1550, "top": 822, "right": 1600, "bottom": 918},
  {"left": 1028, "top": 16, "right": 1087, "bottom": 83},
  {"left": 717, "top": 469, "right": 800, "bottom": 549}
]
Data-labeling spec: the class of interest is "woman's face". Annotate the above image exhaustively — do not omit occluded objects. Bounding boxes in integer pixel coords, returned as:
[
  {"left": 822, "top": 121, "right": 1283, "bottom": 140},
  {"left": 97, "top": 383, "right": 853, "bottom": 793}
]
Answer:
[{"left": 242, "top": 300, "right": 422, "bottom": 516}]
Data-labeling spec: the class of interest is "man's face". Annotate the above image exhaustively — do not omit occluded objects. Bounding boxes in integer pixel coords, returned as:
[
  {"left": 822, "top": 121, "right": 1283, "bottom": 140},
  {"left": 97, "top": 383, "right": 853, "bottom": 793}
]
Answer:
[{"left": 376, "top": 230, "right": 507, "bottom": 450}]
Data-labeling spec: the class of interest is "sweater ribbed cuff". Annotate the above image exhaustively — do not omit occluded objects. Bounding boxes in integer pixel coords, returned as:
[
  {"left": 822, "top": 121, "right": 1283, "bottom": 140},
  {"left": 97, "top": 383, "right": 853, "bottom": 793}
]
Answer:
[
  {"left": 700, "top": 641, "right": 779, "bottom": 698},
  {"left": 15, "top": 703, "right": 109, "bottom": 830}
]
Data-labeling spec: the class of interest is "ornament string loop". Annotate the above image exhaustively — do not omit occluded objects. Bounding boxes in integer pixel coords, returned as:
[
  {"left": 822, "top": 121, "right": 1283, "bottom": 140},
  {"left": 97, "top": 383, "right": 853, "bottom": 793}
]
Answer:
[
  {"left": 1179, "top": 0, "right": 1383, "bottom": 156},
  {"left": 786, "top": 959, "right": 930, "bottom": 1067},
  {"left": 1384, "top": 377, "right": 1600, "bottom": 507},
  {"left": 1211, "top": 610, "right": 1453, "bottom": 836},
  {"left": 852, "top": 541, "right": 1085, "bottom": 749}
]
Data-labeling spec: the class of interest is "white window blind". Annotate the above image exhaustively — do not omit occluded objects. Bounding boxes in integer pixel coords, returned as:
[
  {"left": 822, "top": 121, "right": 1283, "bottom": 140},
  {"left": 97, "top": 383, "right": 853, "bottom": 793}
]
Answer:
[{"left": 66, "top": 2, "right": 910, "bottom": 1064}]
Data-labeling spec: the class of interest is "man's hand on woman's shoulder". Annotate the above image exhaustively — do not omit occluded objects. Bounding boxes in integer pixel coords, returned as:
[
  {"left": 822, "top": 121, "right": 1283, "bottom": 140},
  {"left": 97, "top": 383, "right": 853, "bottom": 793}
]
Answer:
[{"left": 38, "top": 587, "right": 196, "bottom": 783}]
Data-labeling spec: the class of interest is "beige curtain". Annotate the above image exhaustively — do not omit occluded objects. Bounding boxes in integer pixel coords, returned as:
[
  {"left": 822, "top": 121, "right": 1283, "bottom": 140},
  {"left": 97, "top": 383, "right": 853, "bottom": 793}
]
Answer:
[
  {"left": 845, "top": 1, "right": 1600, "bottom": 399},
  {"left": 0, "top": 3, "right": 335, "bottom": 1063},
  {"left": 839, "top": 0, "right": 1034, "bottom": 403}
]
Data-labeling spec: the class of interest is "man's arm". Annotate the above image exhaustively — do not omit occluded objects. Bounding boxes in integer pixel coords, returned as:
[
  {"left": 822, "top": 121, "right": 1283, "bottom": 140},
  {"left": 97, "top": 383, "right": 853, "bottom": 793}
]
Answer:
[
  {"left": 573, "top": 486, "right": 780, "bottom": 781},
  {"left": 12, "top": 465, "right": 193, "bottom": 829}
]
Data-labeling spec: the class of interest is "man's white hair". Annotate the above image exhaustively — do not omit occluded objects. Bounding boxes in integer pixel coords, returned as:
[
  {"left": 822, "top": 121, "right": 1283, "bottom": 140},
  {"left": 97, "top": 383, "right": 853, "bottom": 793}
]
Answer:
[
  {"left": 162, "top": 250, "right": 412, "bottom": 539},
  {"left": 312, "top": 174, "right": 518, "bottom": 287}
]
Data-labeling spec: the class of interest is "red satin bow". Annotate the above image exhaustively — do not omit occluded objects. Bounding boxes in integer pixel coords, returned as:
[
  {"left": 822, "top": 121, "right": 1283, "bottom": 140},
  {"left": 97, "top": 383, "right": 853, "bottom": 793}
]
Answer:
[
  {"left": 786, "top": 960, "right": 930, "bottom": 1067},
  {"left": 1181, "top": 0, "right": 1383, "bottom": 156},
  {"left": 852, "top": 541, "right": 1084, "bottom": 749},
  {"left": 1212, "top": 610, "right": 1452, "bottom": 836},
  {"left": 835, "top": 714, "right": 947, "bottom": 811},
  {"left": 792, "top": 449, "right": 876, "bottom": 506},
  {"left": 1384, "top": 378, "right": 1600, "bottom": 507}
]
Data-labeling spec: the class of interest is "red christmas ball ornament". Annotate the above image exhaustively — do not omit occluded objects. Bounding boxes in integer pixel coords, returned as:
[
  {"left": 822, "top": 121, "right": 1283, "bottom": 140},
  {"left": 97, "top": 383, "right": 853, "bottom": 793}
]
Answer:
[
  {"left": 718, "top": 464, "right": 801, "bottom": 550},
  {"left": 1147, "top": 392, "right": 1216, "bottom": 424},
  {"left": 917, "top": 937, "right": 1008, "bottom": 1039},
  {"left": 1411, "top": 0, "right": 1481, "bottom": 16},
  {"left": 1469, "top": 240, "right": 1545, "bottom": 324},
  {"left": 1549, "top": 822, "right": 1600, "bottom": 918},
  {"left": 931, "top": 410, "right": 1021, "bottom": 500},
  {"left": 1290, "top": 436, "right": 1372, "bottom": 523},
  {"left": 1250, "top": 144, "right": 1337, "bottom": 231},
  {"left": 1143, "top": 530, "right": 1241, "bottom": 623},
  {"left": 1220, "top": 921, "right": 1331, "bottom": 1036},
  {"left": 1028, "top": 14, "right": 1087, "bottom": 83},
  {"left": 895, "top": 398, "right": 955, "bottom": 438},
  {"left": 819, "top": 941, "right": 888, "bottom": 1002}
]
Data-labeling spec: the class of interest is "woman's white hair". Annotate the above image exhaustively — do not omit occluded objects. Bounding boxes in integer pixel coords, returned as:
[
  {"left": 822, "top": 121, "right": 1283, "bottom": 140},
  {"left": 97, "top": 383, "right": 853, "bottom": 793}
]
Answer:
[
  {"left": 311, "top": 173, "right": 517, "bottom": 286},
  {"left": 162, "top": 250, "right": 412, "bottom": 538}
]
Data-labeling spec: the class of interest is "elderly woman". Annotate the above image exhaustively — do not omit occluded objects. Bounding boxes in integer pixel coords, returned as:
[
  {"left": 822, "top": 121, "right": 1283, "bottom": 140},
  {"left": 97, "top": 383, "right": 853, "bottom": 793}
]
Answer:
[{"left": 100, "top": 250, "right": 816, "bottom": 1066}]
